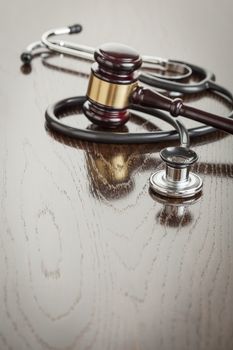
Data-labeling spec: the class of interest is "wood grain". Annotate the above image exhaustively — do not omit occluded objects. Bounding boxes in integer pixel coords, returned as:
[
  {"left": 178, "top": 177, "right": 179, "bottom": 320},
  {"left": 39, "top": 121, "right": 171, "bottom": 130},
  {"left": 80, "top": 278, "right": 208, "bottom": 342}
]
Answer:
[{"left": 0, "top": 0, "right": 233, "bottom": 349}]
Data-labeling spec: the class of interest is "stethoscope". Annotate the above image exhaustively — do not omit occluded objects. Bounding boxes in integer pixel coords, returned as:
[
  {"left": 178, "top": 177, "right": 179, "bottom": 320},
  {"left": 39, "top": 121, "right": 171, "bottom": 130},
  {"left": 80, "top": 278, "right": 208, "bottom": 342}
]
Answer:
[{"left": 21, "top": 24, "right": 233, "bottom": 200}]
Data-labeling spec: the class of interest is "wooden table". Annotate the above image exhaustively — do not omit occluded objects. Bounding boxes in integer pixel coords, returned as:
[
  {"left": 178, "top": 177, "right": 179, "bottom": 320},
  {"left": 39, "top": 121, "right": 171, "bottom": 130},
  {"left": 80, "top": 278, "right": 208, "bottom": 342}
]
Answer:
[{"left": 1, "top": 1, "right": 233, "bottom": 349}]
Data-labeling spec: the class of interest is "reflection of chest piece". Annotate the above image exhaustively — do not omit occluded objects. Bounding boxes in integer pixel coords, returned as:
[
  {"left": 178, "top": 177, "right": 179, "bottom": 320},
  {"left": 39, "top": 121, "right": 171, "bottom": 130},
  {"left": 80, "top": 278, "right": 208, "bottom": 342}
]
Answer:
[{"left": 150, "top": 146, "right": 203, "bottom": 198}]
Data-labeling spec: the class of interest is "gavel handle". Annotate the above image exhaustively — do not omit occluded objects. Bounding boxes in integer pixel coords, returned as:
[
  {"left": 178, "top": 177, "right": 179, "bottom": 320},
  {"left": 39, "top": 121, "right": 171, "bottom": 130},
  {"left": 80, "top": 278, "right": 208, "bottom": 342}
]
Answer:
[{"left": 130, "top": 86, "right": 233, "bottom": 134}]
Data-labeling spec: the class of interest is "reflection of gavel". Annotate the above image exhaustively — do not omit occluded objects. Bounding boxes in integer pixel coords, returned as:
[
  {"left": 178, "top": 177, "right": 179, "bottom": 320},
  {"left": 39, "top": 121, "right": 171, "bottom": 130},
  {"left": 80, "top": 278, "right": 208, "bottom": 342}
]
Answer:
[
  {"left": 83, "top": 43, "right": 233, "bottom": 133},
  {"left": 86, "top": 145, "right": 136, "bottom": 200}
]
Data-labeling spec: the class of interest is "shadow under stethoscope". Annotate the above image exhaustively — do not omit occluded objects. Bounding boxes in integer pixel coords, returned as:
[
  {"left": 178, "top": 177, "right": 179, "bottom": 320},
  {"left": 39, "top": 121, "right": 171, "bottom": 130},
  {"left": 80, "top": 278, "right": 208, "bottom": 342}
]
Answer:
[{"left": 22, "top": 52, "right": 232, "bottom": 227}]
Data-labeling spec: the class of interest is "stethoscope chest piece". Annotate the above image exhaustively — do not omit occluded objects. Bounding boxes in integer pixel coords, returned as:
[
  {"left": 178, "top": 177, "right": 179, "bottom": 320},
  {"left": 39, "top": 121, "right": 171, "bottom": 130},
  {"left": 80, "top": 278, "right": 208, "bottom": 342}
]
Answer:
[{"left": 150, "top": 146, "right": 203, "bottom": 198}]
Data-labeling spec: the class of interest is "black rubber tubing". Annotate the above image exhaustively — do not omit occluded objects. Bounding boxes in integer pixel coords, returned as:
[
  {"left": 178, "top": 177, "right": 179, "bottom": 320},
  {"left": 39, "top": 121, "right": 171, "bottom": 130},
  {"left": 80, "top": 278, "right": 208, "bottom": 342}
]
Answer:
[{"left": 45, "top": 96, "right": 220, "bottom": 144}]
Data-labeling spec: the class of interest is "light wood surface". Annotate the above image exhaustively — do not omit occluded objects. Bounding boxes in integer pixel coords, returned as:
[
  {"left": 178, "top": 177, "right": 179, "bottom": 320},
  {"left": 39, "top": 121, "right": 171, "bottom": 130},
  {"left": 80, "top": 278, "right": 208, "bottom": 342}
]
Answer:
[{"left": 0, "top": 1, "right": 233, "bottom": 349}]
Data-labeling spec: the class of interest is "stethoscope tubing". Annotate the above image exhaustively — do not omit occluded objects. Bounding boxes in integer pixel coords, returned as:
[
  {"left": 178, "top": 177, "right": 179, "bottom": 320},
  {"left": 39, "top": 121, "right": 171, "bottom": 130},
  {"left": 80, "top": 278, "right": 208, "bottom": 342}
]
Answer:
[
  {"left": 45, "top": 96, "right": 217, "bottom": 145},
  {"left": 139, "top": 62, "right": 215, "bottom": 93}
]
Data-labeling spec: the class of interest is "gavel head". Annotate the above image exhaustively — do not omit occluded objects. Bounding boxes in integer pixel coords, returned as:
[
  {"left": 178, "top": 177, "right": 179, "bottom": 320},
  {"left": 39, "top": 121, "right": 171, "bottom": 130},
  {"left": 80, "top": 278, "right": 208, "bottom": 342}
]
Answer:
[{"left": 83, "top": 43, "right": 142, "bottom": 128}]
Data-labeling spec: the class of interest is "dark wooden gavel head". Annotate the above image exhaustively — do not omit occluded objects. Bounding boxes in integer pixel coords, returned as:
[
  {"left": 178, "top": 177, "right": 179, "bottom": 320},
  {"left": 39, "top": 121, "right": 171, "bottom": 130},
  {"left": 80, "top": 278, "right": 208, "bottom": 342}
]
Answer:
[
  {"left": 83, "top": 43, "right": 142, "bottom": 128},
  {"left": 83, "top": 43, "right": 233, "bottom": 134}
]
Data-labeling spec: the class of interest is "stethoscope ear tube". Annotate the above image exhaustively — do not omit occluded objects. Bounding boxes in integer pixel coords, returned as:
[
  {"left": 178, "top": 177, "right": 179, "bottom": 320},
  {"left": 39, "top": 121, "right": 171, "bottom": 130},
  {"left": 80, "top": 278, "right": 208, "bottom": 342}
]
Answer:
[{"left": 21, "top": 24, "right": 196, "bottom": 82}]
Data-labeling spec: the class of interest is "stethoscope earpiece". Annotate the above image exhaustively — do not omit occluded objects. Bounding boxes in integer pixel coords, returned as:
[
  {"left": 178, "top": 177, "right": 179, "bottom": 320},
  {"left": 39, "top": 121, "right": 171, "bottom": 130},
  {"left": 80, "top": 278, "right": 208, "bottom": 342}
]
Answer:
[{"left": 150, "top": 146, "right": 203, "bottom": 198}]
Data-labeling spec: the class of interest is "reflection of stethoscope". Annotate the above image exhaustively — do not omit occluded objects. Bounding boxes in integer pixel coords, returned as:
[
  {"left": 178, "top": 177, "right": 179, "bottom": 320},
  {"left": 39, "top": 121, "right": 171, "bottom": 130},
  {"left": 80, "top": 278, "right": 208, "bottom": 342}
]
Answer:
[{"left": 21, "top": 24, "right": 233, "bottom": 199}]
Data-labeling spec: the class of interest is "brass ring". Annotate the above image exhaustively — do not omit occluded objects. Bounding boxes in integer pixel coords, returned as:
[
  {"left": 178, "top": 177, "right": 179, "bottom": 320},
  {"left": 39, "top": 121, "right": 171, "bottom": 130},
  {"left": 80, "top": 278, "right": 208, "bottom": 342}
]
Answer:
[{"left": 87, "top": 73, "right": 138, "bottom": 109}]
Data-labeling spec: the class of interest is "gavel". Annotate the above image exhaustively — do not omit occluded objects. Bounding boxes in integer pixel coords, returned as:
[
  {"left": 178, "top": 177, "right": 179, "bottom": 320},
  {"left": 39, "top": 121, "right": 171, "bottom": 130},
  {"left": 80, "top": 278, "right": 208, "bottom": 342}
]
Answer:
[{"left": 83, "top": 43, "right": 233, "bottom": 134}]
